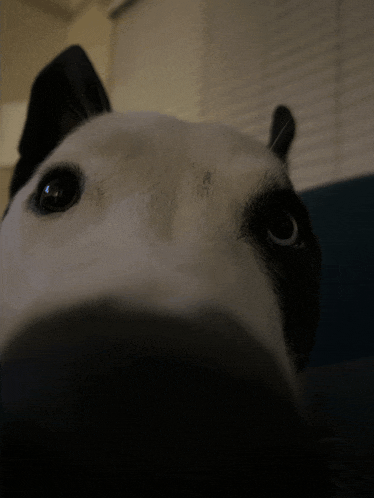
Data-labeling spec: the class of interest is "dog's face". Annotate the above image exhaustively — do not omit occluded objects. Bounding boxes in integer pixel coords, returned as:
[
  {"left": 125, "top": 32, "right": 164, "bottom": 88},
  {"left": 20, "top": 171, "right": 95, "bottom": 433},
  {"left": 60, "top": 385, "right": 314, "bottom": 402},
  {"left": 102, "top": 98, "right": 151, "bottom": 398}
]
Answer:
[{"left": 0, "top": 47, "right": 323, "bottom": 496}]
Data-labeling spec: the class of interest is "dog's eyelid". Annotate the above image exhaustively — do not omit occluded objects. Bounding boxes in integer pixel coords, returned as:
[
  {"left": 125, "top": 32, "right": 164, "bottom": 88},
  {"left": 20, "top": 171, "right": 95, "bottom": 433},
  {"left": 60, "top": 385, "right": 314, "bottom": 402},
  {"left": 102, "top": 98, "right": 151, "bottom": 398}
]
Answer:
[{"left": 40, "top": 162, "right": 83, "bottom": 178}]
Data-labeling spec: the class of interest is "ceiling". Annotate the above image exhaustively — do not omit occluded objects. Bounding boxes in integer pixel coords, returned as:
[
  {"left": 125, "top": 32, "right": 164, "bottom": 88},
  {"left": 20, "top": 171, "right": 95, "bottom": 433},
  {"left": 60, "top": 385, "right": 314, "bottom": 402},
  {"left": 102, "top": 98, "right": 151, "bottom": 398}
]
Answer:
[{"left": 18, "top": 0, "right": 101, "bottom": 20}]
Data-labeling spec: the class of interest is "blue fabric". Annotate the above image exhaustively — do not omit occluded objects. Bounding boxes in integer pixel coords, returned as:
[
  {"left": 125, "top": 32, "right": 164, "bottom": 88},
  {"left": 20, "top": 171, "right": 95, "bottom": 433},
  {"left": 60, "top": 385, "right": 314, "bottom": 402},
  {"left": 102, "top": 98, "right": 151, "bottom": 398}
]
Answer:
[
  {"left": 301, "top": 175, "right": 374, "bottom": 367},
  {"left": 299, "top": 177, "right": 374, "bottom": 494}
]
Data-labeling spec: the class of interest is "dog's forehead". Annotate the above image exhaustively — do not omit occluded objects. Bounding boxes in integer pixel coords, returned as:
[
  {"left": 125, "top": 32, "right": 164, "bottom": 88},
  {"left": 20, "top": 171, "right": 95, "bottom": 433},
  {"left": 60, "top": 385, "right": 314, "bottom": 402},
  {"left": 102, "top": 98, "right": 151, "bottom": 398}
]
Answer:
[{"left": 40, "top": 111, "right": 289, "bottom": 191}]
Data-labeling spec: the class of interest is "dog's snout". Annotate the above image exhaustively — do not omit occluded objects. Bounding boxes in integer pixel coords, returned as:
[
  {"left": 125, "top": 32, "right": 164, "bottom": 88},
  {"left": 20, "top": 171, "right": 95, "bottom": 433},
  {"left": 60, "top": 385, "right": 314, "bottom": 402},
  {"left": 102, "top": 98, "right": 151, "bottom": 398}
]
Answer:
[
  {"left": 2, "top": 299, "right": 293, "bottom": 409},
  {"left": 2, "top": 301, "right": 308, "bottom": 491}
]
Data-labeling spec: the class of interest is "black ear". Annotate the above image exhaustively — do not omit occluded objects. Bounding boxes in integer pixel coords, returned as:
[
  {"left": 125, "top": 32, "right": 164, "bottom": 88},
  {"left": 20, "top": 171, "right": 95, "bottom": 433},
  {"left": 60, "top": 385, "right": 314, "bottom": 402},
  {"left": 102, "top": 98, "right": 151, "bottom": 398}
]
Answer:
[
  {"left": 10, "top": 45, "right": 111, "bottom": 198},
  {"left": 268, "top": 105, "right": 296, "bottom": 163}
]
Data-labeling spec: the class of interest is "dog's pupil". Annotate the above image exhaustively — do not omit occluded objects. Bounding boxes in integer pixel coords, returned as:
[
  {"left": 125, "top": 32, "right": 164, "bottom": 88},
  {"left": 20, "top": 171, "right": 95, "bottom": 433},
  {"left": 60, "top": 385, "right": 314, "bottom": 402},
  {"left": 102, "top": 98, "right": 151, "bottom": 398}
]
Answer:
[
  {"left": 39, "top": 172, "right": 80, "bottom": 213},
  {"left": 268, "top": 211, "right": 295, "bottom": 240}
]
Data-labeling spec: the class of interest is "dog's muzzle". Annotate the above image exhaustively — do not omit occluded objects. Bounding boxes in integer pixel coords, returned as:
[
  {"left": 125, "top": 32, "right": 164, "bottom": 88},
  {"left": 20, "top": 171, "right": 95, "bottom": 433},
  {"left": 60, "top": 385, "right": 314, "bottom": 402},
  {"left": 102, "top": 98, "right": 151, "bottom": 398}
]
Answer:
[{"left": 0, "top": 299, "right": 318, "bottom": 496}]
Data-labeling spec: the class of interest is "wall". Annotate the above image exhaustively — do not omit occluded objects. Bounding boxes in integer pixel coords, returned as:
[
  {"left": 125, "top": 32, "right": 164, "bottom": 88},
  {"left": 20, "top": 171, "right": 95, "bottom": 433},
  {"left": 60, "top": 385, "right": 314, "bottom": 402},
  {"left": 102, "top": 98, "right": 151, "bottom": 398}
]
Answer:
[
  {"left": 66, "top": 1, "right": 112, "bottom": 85},
  {"left": 110, "top": 0, "right": 203, "bottom": 122}
]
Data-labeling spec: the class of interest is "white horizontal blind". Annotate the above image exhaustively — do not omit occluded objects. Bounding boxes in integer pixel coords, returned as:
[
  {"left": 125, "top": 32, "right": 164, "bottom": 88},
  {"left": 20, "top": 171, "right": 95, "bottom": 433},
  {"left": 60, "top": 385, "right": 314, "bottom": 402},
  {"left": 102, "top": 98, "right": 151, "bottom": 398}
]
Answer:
[
  {"left": 262, "top": 0, "right": 374, "bottom": 189},
  {"left": 259, "top": 0, "right": 340, "bottom": 189},
  {"left": 339, "top": 0, "right": 374, "bottom": 182},
  {"left": 111, "top": 0, "right": 374, "bottom": 191},
  {"left": 200, "top": 0, "right": 374, "bottom": 190}
]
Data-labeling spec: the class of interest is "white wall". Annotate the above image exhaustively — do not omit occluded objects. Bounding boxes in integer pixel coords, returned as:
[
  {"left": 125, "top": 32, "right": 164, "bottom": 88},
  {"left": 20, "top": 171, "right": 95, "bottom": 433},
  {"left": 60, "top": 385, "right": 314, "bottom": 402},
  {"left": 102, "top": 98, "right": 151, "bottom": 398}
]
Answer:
[{"left": 110, "top": 0, "right": 203, "bottom": 122}]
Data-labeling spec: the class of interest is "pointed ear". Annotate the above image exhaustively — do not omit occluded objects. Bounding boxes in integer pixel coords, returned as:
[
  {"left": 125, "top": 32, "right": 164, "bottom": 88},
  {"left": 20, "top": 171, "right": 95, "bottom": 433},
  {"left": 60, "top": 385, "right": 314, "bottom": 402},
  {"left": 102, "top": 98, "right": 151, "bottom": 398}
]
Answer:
[
  {"left": 10, "top": 45, "right": 111, "bottom": 198},
  {"left": 268, "top": 105, "right": 296, "bottom": 163}
]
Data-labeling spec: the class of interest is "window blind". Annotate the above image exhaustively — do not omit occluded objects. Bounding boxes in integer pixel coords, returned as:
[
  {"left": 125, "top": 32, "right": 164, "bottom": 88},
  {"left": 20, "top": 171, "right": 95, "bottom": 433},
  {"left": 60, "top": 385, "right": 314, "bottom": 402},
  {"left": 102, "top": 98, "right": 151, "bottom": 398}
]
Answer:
[{"left": 111, "top": 0, "right": 374, "bottom": 191}]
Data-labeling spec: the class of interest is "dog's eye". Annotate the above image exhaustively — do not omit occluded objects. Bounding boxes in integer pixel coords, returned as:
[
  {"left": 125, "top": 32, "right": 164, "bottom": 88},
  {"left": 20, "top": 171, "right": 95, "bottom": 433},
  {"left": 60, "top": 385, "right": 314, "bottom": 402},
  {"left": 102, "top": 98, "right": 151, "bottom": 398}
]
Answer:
[
  {"left": 36, "top": 169, "right": 81, "bottom": 214},
  {"left": 267, "top": 210, "right": 298, "bottom": 246}
]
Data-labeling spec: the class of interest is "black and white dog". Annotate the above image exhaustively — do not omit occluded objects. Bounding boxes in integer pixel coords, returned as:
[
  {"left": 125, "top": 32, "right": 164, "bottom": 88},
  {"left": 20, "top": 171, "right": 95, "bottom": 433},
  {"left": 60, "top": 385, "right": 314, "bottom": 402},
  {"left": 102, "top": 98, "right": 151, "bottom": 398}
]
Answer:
[{"left": 1, "top": 47, "right": 330, "bottom": 496}]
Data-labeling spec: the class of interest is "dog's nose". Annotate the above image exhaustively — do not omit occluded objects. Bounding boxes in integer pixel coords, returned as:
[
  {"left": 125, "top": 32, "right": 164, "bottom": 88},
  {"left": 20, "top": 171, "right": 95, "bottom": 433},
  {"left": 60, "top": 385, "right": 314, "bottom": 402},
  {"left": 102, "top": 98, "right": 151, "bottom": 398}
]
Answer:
[
  {"left": 1, "top": 300, "right": 299, "bottom": 459},
  {"left": 2, "top": 298, "right": 293, "bottom": 406}
]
